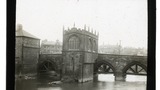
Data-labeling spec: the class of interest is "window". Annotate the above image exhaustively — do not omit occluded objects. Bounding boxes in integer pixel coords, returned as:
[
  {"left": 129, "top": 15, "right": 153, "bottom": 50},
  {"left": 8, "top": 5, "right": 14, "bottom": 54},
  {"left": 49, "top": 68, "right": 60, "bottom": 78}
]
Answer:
[
  {"left": 93, "top": 40, "right": 96, "bottom": 52},
  {"left": 88, "top": 39, "right": 92, "bottom": 51},
  {"left": 69, "top": 36, "right": 80, "bottom": 50}
]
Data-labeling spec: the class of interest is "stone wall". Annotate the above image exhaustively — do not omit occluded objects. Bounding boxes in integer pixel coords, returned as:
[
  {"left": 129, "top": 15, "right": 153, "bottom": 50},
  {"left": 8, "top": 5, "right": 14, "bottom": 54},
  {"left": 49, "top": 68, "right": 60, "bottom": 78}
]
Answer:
[
  {"left": 82, "top": 64, "right": 94, "bottom": 82},
  {"left": 16, "top": 37, "right": 23, "bottom": 61},
  {"left": 23, "top": 47, "right": 39, "bottom": 74},
  {"left": 22, "top": 37, "right": 40, "bottom": 74},
  {"left": 15, "top": 37, "right": 40, "bottom": 75},
  {"left": 62, "top": 51, "right": 83, "bottom": 80}
]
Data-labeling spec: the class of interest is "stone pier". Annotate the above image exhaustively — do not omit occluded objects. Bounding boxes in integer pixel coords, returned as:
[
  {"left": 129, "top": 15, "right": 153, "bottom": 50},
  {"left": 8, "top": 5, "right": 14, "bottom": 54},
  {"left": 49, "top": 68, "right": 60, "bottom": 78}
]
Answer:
[{"left": 114, "top": 72, "right": 126, "bottom": 81}]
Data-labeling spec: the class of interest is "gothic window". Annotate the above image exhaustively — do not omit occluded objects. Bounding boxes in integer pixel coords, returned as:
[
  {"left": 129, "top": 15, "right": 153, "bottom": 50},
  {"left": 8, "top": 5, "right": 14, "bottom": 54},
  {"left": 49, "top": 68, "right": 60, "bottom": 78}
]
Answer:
[
  {"left": 93, "top": 40, "right": 96, "bottom": 52},
  {"left": 88, "top": 39, "right": 92, "bottom": 51},
  {"left": 69, "top": 36, "right": 80, "bottom": 50}
]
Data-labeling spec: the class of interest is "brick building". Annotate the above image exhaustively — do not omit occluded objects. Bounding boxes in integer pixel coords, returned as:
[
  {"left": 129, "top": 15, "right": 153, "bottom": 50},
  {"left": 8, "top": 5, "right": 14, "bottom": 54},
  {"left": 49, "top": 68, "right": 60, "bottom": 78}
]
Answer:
[{"left": 15, "top": 24, "right": 40, "bottom": 75}]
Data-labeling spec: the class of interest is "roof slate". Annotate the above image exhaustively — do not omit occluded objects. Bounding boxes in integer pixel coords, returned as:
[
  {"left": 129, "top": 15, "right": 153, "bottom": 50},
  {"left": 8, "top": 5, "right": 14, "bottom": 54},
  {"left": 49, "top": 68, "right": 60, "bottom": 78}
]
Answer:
[{"left": 16, "top": 29, "right": 39, "bottom": 39}]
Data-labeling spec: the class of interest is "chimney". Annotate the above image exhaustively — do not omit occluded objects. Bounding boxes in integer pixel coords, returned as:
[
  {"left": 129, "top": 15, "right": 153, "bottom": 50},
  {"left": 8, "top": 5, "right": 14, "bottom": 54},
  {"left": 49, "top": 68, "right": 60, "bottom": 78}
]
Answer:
[{"left": 16, "top": 24, "right": 23, "bottom": 31}]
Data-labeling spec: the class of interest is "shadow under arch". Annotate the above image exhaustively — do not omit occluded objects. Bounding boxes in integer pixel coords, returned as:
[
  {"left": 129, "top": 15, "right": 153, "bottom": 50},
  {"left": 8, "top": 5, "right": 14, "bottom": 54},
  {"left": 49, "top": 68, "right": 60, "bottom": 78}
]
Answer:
[
  {"left": 94, "top": 60, "right": 116, "bottom": 75},
  {"left": 122, "top": 61, "right": 147, "bottom": 75},
  {"left": 38, "top": 60, "right": 58, "bottom": 73}
]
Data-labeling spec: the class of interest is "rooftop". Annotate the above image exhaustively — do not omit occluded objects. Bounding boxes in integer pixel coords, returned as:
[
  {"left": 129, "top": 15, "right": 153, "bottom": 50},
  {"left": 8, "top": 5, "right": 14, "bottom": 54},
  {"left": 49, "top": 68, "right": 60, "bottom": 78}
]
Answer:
[
  {"left": 16, "top": 24, "right": 39, "bottom": 39},
  {"left": 63, "top": 24, "right": 99, "bottom": 38}
]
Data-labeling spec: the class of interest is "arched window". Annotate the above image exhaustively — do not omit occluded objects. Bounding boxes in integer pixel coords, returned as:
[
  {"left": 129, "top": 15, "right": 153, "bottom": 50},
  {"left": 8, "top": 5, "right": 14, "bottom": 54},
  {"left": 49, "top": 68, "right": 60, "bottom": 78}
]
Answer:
[
  {"left": 93, "top": 40, "right": 96, "bottom": 52},
  {"left": 88, "top": 39, "right": 92, "bottom": 51},
  {"left": 69, "top": 36, "right": 80, "bottom": 50}
]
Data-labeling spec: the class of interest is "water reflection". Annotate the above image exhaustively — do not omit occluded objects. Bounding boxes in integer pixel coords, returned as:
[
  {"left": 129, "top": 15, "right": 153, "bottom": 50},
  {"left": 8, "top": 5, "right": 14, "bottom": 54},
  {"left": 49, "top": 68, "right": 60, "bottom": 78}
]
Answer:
[
  {"left": 98, "top": 74, "right": 114, "bottom": 82},
  {"left": 15, "top": 79, "right": 38, "bottom": 90},
  {"left": 126, "top": 75, "right": 147, "bottom": 82},
  {"left": 38, "top": 87, "right": 62, "bottom": 90},
  {"left": 15, "top": 74, "right": 147, "bottom": 90},
  {"left": 98, "top": 74, "right": 147, "bottom": 82}
]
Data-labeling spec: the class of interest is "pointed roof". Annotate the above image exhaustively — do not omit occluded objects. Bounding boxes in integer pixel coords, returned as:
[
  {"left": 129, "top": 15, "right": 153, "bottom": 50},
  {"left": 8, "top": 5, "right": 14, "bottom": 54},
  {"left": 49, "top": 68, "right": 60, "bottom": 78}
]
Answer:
[{"left": 16, "top": 24, "right": 39, "bottom": 39}]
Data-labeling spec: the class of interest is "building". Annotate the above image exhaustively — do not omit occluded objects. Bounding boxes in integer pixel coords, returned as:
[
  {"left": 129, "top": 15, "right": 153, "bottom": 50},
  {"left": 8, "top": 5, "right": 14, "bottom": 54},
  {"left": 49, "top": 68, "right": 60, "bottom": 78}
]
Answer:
[
  {"left": 15, "top": 24, "right": 40, "bottom": 75},
  {"left": 121, "top": 47, "right": 147, "bottom": 56},
  {"left": 99, "top": 44, "right": 147, "bottom": 56},
  {"left": 15, "top": 24, "right": 147, "bottom": 82},
  {"left": 40, "top": 39, "right": 62, "bottom": 54},
  {"left": 98, "top": 44, "right": 120, "bottom": 54},
  {"left": 62, "top": 25, "right": 98, "bottom": 82}
]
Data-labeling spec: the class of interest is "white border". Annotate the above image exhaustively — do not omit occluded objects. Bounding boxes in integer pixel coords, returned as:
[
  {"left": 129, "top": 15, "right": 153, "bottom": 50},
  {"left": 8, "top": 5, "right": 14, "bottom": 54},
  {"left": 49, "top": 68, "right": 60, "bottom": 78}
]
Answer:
[
  {"left": 0, "top": 0, "right": 159, "bottom": 90},
  {"left": 0, "top": 0, "right": 6, "bottom": 90}
]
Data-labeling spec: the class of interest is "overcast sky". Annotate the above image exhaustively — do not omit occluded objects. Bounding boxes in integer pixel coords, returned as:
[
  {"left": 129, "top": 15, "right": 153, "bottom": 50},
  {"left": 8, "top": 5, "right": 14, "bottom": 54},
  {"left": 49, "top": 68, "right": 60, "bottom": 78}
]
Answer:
[{"left": 16, "top": 0, "right": 147, "bottom": 48}]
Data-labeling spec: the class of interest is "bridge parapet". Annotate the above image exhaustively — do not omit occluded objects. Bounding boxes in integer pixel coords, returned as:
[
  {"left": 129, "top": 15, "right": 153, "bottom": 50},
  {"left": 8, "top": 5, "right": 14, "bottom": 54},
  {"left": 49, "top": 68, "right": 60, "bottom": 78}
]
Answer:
[{"left": 97, "top": 54, "right": 147, "bottom": 66}]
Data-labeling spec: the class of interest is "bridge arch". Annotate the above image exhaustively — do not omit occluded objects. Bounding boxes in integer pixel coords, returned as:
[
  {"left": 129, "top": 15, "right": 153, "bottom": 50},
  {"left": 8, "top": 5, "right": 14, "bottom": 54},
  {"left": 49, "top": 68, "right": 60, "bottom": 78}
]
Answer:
[
  {"left": 38, "top": 60, "right": 58, "bottom": 73},
  {"left": 94, "top": 60, "right": 115, "bottom": 74},
  {"left": 122, "top": 61, "right": 147, "bottom": 76}
]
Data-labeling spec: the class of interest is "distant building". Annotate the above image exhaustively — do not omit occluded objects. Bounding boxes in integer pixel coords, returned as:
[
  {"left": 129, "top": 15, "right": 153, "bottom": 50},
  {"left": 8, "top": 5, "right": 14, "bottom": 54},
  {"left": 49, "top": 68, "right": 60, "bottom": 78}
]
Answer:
[
  {"left": 40, "top": 39, "right": 62, "bottom": 54},
  {"left": 98, "top": 44, "right": 147, "bottom": 56},
  {"left": 121, "top": 47, "right": 147, "bottom": 56},
  {"left": 15, "top": 24, "right": 40, "bottom": 75},
  {"left": 98, "top": 44, "right": 120, "bottom": 54}
]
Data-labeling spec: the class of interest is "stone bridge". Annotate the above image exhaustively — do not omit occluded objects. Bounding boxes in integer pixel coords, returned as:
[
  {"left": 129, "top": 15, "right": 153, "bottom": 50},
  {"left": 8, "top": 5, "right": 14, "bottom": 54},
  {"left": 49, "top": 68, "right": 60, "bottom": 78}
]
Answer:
[
  {"left": 94, "top": 54, "right": 147, "bottom": 80},
  {"left": 38, "top": 53, "right": 147, "bottom": 81}
]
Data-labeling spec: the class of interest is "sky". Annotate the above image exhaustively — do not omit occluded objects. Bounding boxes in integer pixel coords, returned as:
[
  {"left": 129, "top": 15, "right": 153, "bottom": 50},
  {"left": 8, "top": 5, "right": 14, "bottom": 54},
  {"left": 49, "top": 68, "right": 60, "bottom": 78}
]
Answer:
[{"left": 16, "top": 0, "right": 147, "bottom": 48}]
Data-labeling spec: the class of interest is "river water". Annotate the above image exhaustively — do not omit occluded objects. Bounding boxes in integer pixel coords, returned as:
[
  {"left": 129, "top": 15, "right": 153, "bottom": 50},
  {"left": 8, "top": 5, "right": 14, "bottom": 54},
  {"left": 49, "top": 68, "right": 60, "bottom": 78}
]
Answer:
[{"left": 15, "top": 74, "right": 146, "bottom": 90}]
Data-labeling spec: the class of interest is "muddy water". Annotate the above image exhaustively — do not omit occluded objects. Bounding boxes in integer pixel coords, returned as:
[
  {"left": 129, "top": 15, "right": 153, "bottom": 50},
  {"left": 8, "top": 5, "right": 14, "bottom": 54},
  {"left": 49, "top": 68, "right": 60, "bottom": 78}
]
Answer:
[{"left": 15, "top": 74, "right": 146, "bottom": 90}]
